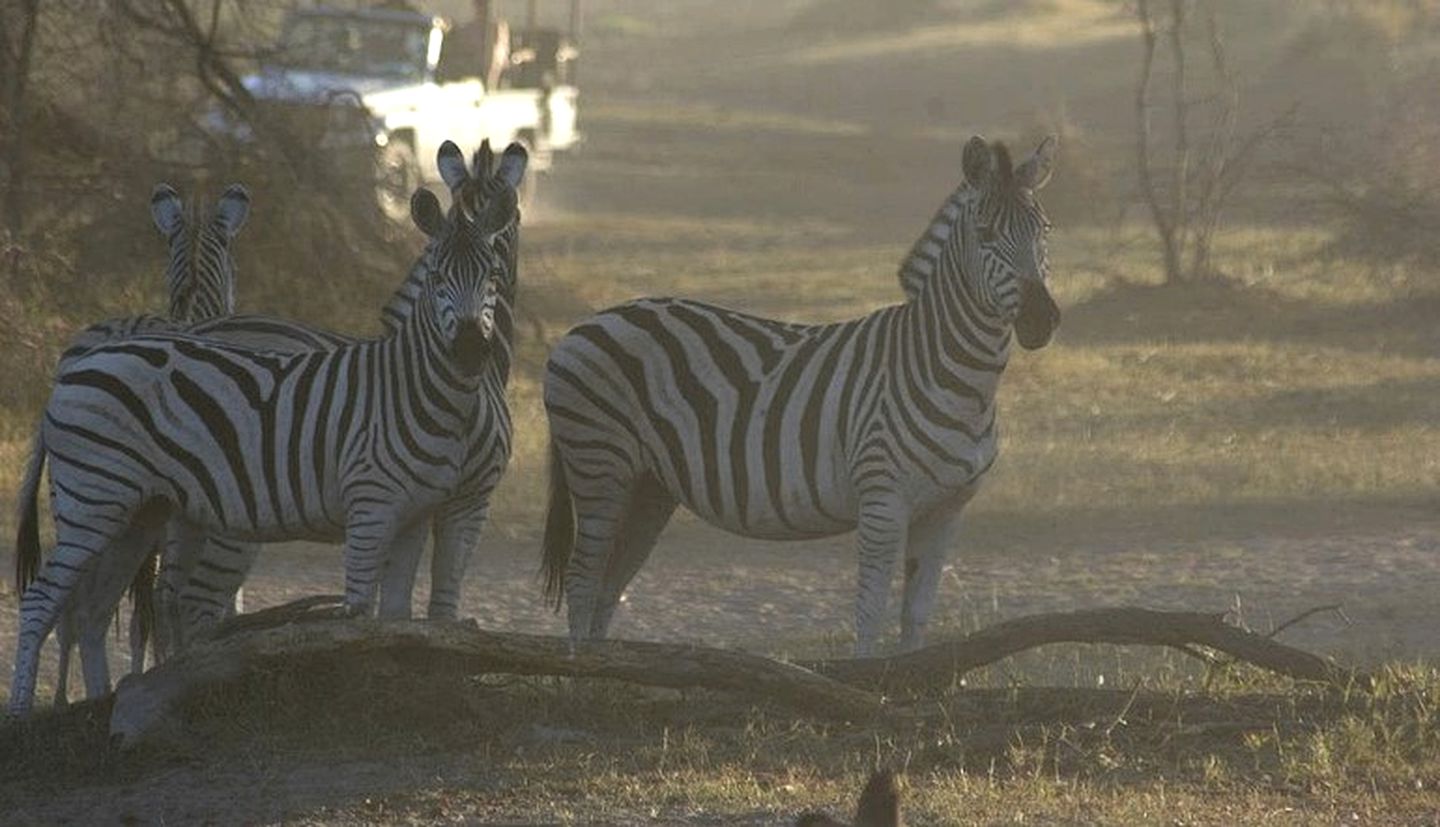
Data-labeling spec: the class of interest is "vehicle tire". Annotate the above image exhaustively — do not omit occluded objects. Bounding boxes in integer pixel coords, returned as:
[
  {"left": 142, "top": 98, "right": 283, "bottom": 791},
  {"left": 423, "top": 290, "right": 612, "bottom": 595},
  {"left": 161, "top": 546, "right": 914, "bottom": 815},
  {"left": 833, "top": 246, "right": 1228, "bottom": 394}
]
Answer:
[{"left": 375, "top": 137, "right": 421, "bottom": 222}]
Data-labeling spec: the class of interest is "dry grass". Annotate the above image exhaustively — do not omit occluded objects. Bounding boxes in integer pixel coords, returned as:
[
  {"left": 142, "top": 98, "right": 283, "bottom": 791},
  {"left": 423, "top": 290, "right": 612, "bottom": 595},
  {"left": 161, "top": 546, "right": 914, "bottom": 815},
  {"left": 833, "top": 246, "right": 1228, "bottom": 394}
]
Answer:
[{"left": 4, "top": 656, "right": 1440, "bottom": 823}]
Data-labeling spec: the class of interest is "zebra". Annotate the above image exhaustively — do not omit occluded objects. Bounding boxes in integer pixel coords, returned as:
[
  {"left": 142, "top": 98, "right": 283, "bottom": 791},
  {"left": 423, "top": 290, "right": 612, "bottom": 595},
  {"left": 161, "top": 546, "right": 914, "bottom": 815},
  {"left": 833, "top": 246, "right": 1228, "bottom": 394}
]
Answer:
[
  {"left": 157, "top": 139, "right": 526, "bottom": 640},
  {"left": 540, "top": 136, "right": 1059, "bottom": 655},
  {"left": 47, "top": 141, "right": 525, "bottom": 692},
  {"left": 49, "top": 182, "right": 250, "bottom": 704},
  {"left": 55, "top": 183, "right": 250, "bottom": 356},
  {"left": 8, "top": 176, "right": 517, "bottom": 717}
]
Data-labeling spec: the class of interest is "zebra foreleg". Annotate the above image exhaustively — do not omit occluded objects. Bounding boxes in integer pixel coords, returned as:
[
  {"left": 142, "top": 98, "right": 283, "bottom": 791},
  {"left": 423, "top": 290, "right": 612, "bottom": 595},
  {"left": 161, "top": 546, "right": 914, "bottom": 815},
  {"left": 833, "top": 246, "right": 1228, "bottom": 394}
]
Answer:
[
  {"left": 853, "top": 494, "right": 911, "bottom": 657},
  {"left": 174, "top": 535, "right": 260, "bottom": 649},
  {"left": 426, "top": 498, "right": 491, "bottom": 621},
  {"left": 341, "top": 509, "right": 402, "bottom": 617},
  {"left": 900, "top": 487, "right": 977, "bottom": 651},
  {"left": 592, "top": 475, "right": 676, "bottom": 638},
  {"left": 377, "top": 520, "right": 429, "bottom": 619}
]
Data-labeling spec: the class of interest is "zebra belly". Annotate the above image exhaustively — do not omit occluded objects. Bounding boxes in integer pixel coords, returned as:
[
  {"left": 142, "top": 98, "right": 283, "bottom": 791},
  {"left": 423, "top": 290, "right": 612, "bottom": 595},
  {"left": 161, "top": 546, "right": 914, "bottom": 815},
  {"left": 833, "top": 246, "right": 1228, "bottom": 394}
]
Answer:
[{"left": 654, "top": 431, "right": 859, "bottom": 541}]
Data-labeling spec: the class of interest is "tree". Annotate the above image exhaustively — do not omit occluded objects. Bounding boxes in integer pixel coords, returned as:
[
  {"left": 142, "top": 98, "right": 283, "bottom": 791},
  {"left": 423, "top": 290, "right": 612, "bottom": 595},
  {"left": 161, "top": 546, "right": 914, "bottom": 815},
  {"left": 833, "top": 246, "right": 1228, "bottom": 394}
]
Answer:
[
  {"left": 1133, "top": 0, "right": 1288, "bottom": 284},
  {"left": 0, "top": 0, "right": 42, "bottom": 241}
]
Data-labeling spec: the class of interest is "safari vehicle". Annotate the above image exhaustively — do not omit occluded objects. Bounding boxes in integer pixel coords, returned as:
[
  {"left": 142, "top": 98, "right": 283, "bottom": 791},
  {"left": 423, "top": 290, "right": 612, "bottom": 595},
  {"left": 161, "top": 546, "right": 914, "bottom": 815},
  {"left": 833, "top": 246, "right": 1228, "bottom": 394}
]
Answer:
[{"left": 210, "top": 2, "right": 580, "bottom": 215}]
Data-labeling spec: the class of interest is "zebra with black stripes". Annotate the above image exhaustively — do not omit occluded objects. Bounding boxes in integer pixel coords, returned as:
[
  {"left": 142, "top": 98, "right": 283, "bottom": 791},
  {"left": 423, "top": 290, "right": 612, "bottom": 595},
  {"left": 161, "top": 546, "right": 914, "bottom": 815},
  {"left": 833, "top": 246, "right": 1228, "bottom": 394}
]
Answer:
[
  {"left": 158, "top": 139, "right": 526, "bottom": 636},
  {"left": 48, "top": 141, "right": 525, "bottom": 688},
  {"left": 49, "top": 182, "right": 250, "bottom": 702},
  {"left": 8, "top": 178, "right": 516, "bottom": 717},
  {"left": 541, "top": 136, "right": 1059, "bottom": 655},
  {"left": 59, "top": 183, "right": 250, "bottom": 351}
]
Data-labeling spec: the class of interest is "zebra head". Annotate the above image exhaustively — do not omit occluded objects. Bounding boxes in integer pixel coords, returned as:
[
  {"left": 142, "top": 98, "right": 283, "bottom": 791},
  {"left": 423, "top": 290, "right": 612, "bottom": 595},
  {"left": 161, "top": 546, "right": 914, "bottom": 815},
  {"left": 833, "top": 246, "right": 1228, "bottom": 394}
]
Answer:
[
  {"left": 150, "top": 183, "right": 250, "bottom": 322},
  {"left": 956, "top": 136, "right": 1059, "bottom": 350},
  {"left": 437, "top": 138, "right": 526, "bottom": 299},
  {"left": 409, "top": 183, "right": 516, "bottom": 374}
]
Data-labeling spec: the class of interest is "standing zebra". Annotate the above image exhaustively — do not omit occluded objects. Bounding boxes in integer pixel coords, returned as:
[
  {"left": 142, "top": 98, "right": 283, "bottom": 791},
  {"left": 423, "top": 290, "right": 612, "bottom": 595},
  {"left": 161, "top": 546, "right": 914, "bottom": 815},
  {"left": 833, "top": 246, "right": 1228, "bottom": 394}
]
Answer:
[
  {"left": 541, "top": 136, "right": 1059, "bottom": 654},
  {"left": 160, "top": 139, "right": 526, "bottom": 636},
  {"left": 45, "top": 141, "right": 525, "bottom": 690},
  {"left": 49, "top": 182, "right": 250, "bottom": 703},
  {"left": 8, "top": 180, "right": 516, "bottom": 717}
]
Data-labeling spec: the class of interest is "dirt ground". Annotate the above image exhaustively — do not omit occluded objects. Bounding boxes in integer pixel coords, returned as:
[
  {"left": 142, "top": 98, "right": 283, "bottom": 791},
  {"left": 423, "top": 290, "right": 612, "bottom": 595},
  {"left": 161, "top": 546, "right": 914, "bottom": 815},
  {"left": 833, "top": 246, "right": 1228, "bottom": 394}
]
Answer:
[{"left": 4, "top": 502, "right": 1440, "bottom": 824}]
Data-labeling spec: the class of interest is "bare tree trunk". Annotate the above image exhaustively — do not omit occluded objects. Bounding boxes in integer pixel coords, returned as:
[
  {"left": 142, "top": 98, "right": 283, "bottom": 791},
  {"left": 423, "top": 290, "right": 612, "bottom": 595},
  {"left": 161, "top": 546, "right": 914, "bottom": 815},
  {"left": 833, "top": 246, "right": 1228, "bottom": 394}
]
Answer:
[
  {"left": 1134, "top": 0, "right": 1183, "bottom": 284},
  {"left": 1, "top": 0, "right": 41, "bottom": 241},
  {"left": 1188, "top": 1, "right": 1233, "bottom": 279},
  {"left": 1167, "top": 0, "right": 1191, "bottom": 280}
]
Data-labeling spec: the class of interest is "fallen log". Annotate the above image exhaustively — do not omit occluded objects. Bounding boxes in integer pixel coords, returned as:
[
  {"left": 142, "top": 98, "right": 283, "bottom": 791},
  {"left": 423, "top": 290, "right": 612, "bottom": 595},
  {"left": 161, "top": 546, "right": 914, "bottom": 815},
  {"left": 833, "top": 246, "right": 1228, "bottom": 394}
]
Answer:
[
  {"left": 110, "top": 610, "right": 886, "bottom": 747},
  {"left": 110, "top": 602, "right": 1361, "bottom": 747},
  {"left": 801, "top": 607, "right": 1362, "bottom": 692}
]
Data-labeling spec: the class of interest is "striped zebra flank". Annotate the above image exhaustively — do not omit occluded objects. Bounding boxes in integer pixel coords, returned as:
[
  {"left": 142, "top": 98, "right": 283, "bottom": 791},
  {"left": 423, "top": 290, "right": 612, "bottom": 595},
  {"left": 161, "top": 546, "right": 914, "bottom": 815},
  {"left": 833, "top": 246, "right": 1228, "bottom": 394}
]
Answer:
[
  {"left": 42, "top": 183, "right": 251, "bottom": 706},
  {"left": 7, "top": 176, "right": 517, "bottom": 718},
  {"left": 541, "top": 136, "right": 1059, "bottom": 655}
]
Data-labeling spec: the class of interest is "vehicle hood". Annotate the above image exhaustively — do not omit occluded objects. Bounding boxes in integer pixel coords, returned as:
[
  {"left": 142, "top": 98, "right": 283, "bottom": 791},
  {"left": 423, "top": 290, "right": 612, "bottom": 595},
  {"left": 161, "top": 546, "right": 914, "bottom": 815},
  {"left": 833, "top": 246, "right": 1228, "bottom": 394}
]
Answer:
[{"left": 243, "top": 67, "right": 411, "bottom": 106}]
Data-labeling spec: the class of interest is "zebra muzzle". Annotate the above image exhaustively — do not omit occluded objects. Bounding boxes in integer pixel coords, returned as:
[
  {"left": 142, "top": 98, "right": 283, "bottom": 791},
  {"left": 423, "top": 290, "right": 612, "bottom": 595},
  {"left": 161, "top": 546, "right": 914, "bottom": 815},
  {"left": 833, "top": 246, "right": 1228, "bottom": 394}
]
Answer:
[
  {"left": 1015, "top": 279, "right": 1060, "bottom": 350},
  {"left": 451, "top": 317, "right": 492, "bottom": 372}
]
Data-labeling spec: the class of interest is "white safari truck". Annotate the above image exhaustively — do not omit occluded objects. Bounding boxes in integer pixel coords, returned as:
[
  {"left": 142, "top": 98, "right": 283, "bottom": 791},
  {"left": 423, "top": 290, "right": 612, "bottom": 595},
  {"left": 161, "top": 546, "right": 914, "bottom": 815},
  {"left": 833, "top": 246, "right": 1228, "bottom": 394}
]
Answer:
[{"left": 214, "top": 3, "right": 580, "bottom": 215}]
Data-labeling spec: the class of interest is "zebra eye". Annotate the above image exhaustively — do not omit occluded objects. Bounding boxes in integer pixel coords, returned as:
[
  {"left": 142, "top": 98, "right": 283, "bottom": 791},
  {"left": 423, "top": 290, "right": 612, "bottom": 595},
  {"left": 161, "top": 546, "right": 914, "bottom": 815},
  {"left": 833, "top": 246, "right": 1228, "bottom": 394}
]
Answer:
[{"left": 978, "top": 226, "right": 997, "bottom": 244}]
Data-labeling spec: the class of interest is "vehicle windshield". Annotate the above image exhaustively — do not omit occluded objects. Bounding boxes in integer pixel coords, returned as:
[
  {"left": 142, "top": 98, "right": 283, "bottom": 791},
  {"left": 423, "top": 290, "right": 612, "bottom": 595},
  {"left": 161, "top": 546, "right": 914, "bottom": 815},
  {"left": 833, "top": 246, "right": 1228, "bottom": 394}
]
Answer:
[{"left": 275, "top": 13, "right": 430, "bottom": 80}]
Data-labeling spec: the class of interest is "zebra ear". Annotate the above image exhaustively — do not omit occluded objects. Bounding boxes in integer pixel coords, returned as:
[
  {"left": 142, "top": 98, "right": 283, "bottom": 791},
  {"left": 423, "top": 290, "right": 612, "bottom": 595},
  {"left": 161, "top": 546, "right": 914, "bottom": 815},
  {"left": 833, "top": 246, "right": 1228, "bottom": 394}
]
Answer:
[
  {"left": 150, "top": 184, "right": 184, "bottom": 237},
  {"left": 213, "top": 184, "right": 251, "bottom": 238},
  {"left": 437, "top": 140, "right": 470, "bottom": 192},
  {"left": 1014, "top": 135, "right": 1057, "bottom": 191},
  {"left": 411, "top": 188, "right": 445, "bottom": 237},
  {"left": 495, "top": 142, "right": 528, "bottom": 191},
  {"left": 962, "top": 136, "right": 995, "bottom": 189}
]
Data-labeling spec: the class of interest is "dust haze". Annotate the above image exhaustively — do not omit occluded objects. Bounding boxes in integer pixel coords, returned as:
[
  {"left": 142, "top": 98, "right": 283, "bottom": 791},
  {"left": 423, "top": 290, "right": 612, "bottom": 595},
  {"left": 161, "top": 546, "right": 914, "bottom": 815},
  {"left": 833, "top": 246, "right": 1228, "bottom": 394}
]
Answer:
[{"left": 2, "top": 0, "right": 1439, "bottom": 822}]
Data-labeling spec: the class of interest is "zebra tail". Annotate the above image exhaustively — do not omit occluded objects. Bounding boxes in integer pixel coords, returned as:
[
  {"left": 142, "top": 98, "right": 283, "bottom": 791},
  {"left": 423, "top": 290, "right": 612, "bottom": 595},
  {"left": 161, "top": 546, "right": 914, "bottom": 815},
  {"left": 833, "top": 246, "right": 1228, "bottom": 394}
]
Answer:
[
  {"left": 540, "top": 440, "right": 575, "bottom": 612},
  {"left": 14, "top": 431, "right": 45, "bottom": 591},
  {"left": 127, "top": 544, "right": 160, "bottom": 656}
]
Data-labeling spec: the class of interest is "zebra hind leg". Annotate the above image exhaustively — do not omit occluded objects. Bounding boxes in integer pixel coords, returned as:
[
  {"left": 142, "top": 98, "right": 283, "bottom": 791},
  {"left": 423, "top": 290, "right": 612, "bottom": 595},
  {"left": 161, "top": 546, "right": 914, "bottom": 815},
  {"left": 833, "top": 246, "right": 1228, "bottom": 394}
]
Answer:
[
  {"left": 9, "top": 516, "right": 138, "bottom": 717},
  {"left": 564, "top": 475, "right": 637, "bottom": 643},
  {"left": 591, "top": 473, "right": 676, "bottom": 639},
  {"left": 76, "top": 502, "right": 171, "bottom": 700}
]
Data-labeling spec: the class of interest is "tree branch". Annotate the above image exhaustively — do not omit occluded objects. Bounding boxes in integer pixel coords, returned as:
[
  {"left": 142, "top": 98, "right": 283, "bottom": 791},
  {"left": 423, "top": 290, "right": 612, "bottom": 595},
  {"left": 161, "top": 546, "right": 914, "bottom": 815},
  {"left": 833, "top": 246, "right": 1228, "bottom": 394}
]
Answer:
[{"left": 800, "top": 607, "right": 1362, "bottom": 694}]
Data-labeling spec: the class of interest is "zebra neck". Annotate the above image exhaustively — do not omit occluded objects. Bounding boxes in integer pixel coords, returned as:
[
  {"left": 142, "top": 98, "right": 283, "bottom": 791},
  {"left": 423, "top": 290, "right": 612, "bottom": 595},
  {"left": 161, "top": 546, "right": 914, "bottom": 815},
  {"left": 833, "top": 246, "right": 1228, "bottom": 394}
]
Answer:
[
  {"left": 897, "top": 187, "right": 966, "bottom": 302},
  {"left": 380, "top": 260, "right": 427, "bottom": 333},
  {"left": 391, "top": 312, "right": 485, "bottom": 421},
  {"left": 903, "top": 254, "right": 1012, "bottom": 402}
]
